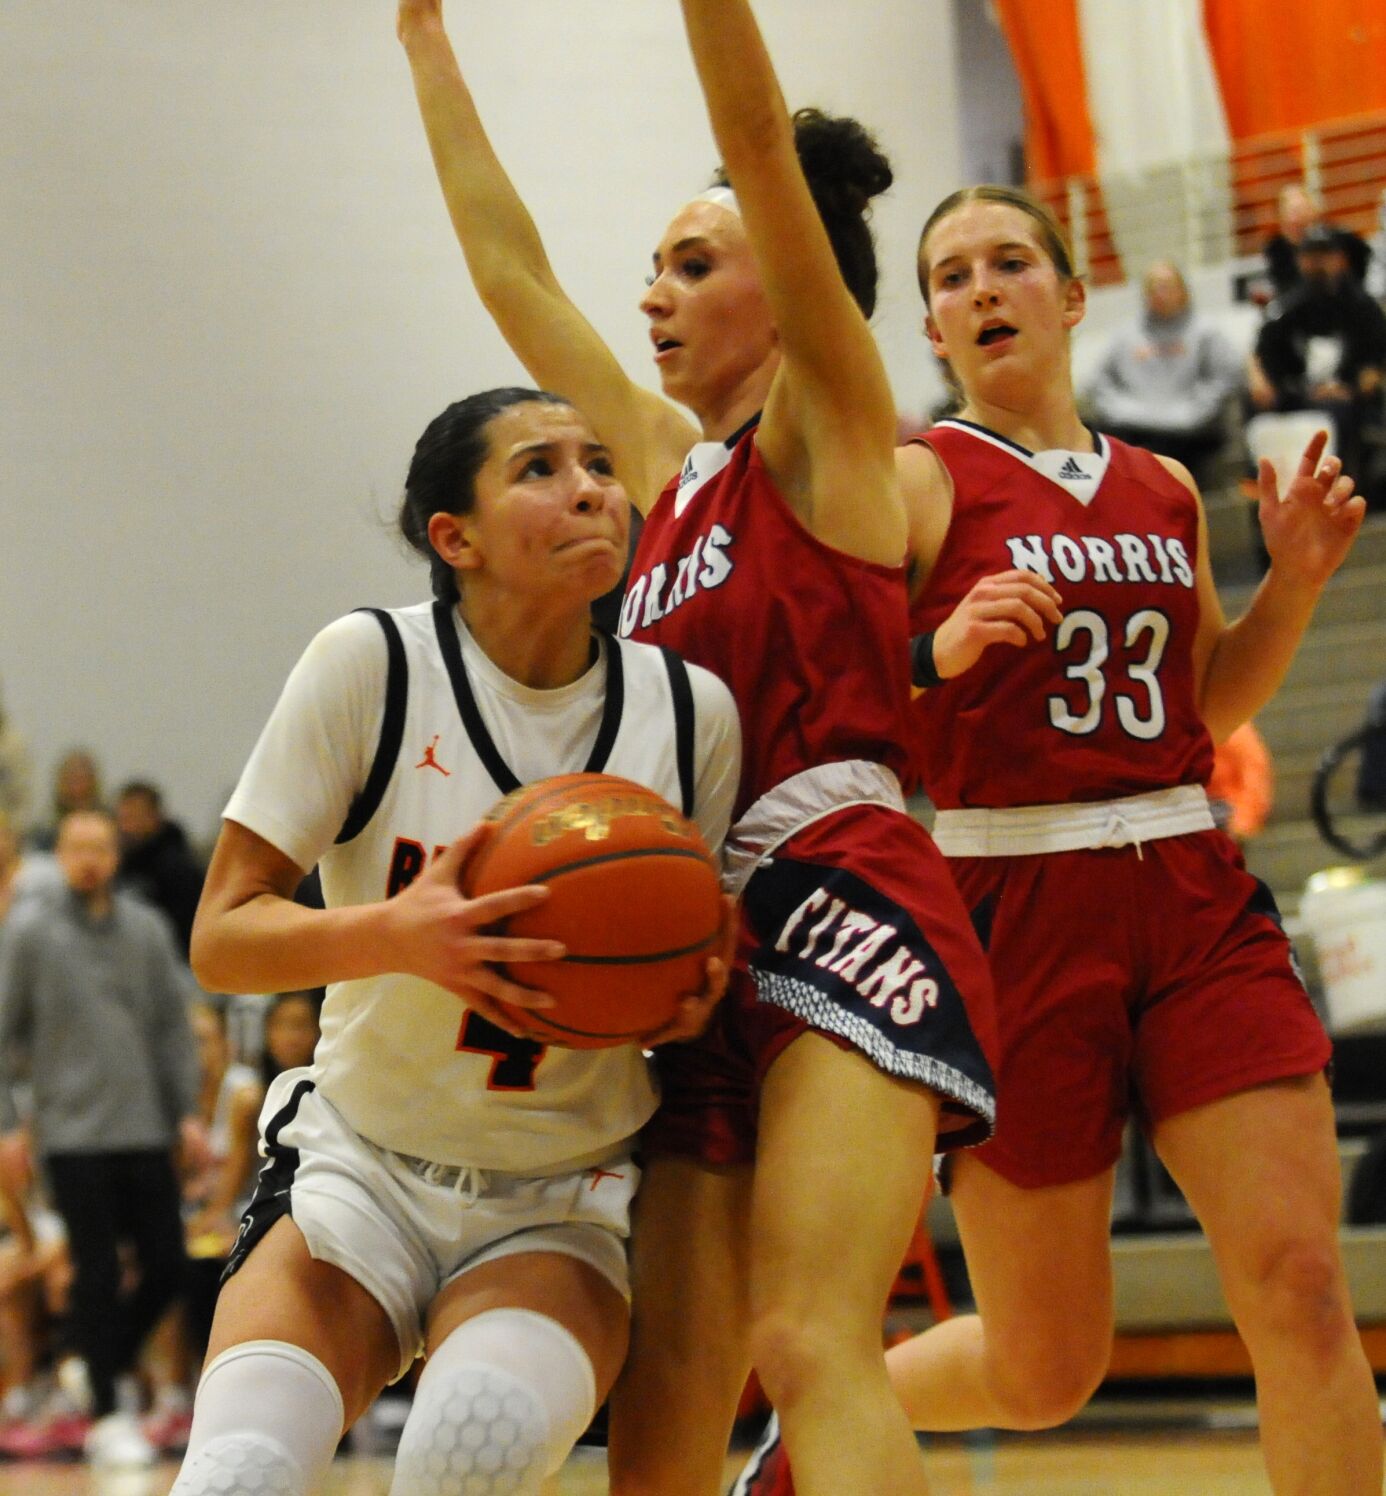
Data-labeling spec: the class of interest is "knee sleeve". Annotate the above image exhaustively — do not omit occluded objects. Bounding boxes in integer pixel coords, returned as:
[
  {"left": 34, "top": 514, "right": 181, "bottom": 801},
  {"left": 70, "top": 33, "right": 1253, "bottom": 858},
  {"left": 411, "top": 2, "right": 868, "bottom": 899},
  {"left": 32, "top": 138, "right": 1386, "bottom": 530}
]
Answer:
[
  {"left": 389, "top": 1309, "right": 597, "bottom": 1496},
  {"left": 170, "top": 1340, "right": 345, "bottom": 1496}
]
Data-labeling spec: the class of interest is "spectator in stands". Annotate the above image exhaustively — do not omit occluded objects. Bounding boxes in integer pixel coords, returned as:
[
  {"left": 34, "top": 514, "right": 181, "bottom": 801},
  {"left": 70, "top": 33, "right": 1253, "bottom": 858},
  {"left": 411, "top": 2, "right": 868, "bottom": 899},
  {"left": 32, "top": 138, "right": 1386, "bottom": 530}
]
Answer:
[
  {"left": 1250, "top": 224, "right": 1386, "bottom": 506},
  {"left": 27, "top": 749, "right": 103, "bottom": 853},
  {"left": 0, "top": 812, "right": 62, "bottom": 923},
  {"left": 1261, "top": 186, "right": 1370, "bottom": 305},
  {"left": 1368, "top": 188, "right": 1386, "bottom": 303},
  {"left": 1207, "top": 721, "right": 1273, "bottom": 843},
  {"left": 1085, "top": 259, "right": 1242, "bottom": 485},
  {"left": 142, "top": 998, "right": 264, "bottom": 1456},
  {"left": 0, "top": 807, "right": 210, "bottom": 1469},
  {"left": 115, "top": 781, "right": 206, "bottom": 959},
  {"left": 258, "top": 988, "right": 322, "bottom": 1086},
  {"left": 0, "top": 685, "right": 32, "bottom": 838}
]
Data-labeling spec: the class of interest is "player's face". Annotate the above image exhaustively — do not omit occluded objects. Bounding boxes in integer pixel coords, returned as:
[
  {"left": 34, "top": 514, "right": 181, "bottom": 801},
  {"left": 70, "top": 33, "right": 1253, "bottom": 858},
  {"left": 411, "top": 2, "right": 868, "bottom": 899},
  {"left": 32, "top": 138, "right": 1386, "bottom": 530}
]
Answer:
[
  {"left": 922, "top": 201, "right": 1085, "bottom": 408},
  {"left": 640, "top": 202, "right": 777, "bottom": 418},
  {"left": 462, "top": 403, "right": 630, "bottom": 603}
]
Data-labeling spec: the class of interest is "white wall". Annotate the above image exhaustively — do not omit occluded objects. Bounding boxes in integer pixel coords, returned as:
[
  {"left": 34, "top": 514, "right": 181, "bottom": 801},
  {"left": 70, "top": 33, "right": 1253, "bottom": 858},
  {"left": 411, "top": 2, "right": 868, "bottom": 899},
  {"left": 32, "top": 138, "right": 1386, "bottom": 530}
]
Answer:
[{"left": 1, "top": 1, "right": 961, "bottom": 842}]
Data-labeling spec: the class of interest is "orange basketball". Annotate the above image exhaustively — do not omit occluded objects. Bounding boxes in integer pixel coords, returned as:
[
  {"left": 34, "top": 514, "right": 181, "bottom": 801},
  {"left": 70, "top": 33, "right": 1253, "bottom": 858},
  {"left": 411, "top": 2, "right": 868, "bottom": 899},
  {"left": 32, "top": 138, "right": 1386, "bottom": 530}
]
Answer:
[{"left": 463, "top": 773, "right": 723, "bottom": 1048}]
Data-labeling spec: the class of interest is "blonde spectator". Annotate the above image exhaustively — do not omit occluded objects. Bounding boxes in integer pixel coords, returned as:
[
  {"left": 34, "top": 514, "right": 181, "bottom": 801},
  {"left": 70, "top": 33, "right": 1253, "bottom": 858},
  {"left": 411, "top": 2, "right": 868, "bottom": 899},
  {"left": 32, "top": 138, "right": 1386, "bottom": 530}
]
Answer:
[{"left": 29, "top": 749, "right": 104, "bottom": 854}]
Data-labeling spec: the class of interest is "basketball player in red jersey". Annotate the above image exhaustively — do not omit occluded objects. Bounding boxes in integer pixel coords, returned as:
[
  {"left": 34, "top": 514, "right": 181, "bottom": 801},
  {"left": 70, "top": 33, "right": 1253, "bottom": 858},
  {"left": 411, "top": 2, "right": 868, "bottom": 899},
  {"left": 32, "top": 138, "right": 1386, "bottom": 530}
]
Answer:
[
  {"left": 398, "top": 3, "right": 996, "bottom": 1492},
  {"left": 733, "top": 186, "right": 1381, "bottom": 1496}
]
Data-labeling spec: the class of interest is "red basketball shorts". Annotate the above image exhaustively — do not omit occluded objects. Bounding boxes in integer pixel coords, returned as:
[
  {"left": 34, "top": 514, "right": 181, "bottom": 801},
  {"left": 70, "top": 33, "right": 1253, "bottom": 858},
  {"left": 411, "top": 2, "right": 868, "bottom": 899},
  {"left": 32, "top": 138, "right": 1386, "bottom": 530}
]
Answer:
[
  {"left": 950, "top": 829, "right": 1331, "bottom": 1189},
  {"left": 644, "top": 804, "right": 998, "bottom": 1166}
]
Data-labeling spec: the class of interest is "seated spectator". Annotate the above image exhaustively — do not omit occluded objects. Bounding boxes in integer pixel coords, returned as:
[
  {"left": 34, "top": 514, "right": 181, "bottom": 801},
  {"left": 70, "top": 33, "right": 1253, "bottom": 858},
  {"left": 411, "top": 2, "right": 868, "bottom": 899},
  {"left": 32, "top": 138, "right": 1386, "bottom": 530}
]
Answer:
[
  {"left": 27, "top": 749, "right": 103, "bottom": 853},
  {"left": 1207, "top": 721, "right": 1273, "bottom": 843},
  {"left": 0, "top": 812, "right": 63, "bottom": 923},
  {"left": 115, "top": 782, "right": 206, "bottom": 958},
  {"left": 1261, "top": 185, "right": 1370, "bottom": 306},
  {"left": 1368, "top": 188, "right": 1386, "bottom": 303},
  {"left": 1086, "top": 259, "right": 1242, "bottom": 483},
  {"left": 141, "top": 998, "right": 263, "bottom": 1456},
  {"left": 1250, "top": 224, "right": 1386, "bottom": 506},
  {"left": 259, "top": 988, "right": 322, "bottom": 1086}
]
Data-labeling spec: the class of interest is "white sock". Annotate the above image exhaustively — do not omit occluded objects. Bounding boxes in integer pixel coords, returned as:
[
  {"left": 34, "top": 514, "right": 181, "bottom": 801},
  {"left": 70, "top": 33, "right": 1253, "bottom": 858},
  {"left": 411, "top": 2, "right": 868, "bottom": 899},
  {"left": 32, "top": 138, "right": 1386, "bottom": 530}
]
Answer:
[
  {"left": 169, "top": 1340, "right": 344, "bottom": 1496},
  {"left": 389, "top": 1309, "right": 597, "bottom": 1496}
]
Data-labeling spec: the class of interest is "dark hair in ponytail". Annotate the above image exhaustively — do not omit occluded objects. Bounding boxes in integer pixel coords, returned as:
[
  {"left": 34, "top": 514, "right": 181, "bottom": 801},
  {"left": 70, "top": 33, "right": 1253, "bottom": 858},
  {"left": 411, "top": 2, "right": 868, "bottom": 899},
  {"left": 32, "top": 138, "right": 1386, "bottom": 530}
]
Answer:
[
  {"left": 713, "top": 107, "right": 893, "bottom": 318},
  {"left": 397, "top": 387, "right": 571, "bottom": 605}
]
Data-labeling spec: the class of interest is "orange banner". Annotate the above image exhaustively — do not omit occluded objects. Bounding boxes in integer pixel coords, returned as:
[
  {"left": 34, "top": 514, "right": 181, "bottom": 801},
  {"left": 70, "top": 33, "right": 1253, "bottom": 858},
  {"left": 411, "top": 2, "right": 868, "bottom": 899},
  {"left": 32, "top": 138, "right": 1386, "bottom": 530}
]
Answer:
[
  {"left": 1203, "top": 0, "right": 1386, "bottom": 138},
  {"left": 992, "top": 0, "right": 1096, "bottom": 181}
]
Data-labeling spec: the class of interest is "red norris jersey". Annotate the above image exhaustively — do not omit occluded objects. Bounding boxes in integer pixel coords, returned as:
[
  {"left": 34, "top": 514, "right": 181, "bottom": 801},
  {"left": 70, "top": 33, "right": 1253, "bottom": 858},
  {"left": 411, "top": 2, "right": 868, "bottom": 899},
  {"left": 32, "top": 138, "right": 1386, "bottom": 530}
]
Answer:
[
  {"left": 910, "top": 420, "right": 1215, "bottom": 809},
  {"left": 619, "top": 424, "right": 915, "bottom": 820}
]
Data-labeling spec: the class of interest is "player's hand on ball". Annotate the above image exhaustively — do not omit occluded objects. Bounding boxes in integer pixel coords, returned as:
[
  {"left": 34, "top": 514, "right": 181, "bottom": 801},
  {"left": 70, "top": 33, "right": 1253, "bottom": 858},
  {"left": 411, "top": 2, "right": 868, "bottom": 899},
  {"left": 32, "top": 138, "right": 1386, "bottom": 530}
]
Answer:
[
  {"left": 932, "top": 569, "right": 1062, "bottom": 680},
  {"left": 641, "top": 894, "right": 737, "bottom": 1046},
  {"left": 386, "top": 827, "right": 564, "bottom": 1025}
]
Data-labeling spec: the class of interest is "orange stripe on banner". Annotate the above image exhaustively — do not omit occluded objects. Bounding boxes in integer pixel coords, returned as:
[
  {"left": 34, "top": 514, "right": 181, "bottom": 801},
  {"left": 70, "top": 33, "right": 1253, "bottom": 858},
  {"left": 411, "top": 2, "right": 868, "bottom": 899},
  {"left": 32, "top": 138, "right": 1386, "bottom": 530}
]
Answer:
[
  {"left": 992, "top": 0, "right": 1096, "bottom": 181},
  {"left": 1203, "top": 0, "right": 1386, "bottom": 139}
]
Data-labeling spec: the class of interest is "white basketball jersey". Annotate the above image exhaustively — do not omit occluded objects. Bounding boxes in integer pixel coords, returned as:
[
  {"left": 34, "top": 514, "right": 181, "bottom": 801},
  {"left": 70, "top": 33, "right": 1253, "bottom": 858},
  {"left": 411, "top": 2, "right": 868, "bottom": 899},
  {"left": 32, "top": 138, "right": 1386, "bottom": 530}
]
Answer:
[{"left": 224, "top": 601, "right": 739, "bottom": 1172}]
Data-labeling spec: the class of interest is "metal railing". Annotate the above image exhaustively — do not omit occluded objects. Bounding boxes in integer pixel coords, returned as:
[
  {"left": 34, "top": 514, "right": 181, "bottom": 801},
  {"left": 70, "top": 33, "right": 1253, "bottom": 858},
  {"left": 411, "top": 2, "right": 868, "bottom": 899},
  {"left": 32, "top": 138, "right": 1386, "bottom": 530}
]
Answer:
[{"left": 1032, "top": 111, "right": 1386, "bottom": 287}]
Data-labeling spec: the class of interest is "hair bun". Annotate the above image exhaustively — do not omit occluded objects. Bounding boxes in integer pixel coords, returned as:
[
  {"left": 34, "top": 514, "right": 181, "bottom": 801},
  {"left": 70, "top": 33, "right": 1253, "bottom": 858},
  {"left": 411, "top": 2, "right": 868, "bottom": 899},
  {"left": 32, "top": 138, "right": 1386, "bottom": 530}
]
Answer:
[{"left": 791, "top": 108, "right": 893, "bottom": 216}]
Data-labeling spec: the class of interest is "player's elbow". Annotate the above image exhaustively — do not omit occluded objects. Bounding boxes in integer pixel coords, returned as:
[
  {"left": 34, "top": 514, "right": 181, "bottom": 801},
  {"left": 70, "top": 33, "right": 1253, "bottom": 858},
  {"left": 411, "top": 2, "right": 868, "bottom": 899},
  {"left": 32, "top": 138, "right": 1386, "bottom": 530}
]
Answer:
[{"left": 189, "top": 907, "right": 237, "bottom": 995}]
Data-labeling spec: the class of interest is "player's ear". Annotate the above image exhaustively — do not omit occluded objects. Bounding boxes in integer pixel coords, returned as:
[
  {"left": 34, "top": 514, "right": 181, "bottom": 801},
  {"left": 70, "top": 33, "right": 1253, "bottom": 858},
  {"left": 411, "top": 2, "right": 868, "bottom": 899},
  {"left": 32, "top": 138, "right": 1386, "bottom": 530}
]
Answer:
[
  {"left": 1061, "top": 274, "right": 1087, "bottom": 330},
  {"left": 925, "top": 312, "right": 948, "bottom": 360},
  {"left": 428, "top": 511, "right": 481, "bottom": 574}
]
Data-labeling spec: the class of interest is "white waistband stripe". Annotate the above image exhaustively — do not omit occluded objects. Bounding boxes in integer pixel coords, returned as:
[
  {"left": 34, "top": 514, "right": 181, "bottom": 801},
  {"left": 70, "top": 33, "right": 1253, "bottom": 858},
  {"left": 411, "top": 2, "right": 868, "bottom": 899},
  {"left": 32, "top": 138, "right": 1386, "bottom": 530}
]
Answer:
[
  {"left": 931, "top": 785, "right": 1214, "bottom": 857},
  {"left": 723, "top": 760, "right": 906, "bottom": 897}
]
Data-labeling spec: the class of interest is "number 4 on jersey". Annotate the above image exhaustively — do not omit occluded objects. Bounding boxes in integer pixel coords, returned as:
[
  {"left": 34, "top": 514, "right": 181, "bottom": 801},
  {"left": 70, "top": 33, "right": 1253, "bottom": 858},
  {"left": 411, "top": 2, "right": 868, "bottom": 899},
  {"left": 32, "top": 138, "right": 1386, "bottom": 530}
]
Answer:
[{"left": 457, "top": 1011, "right": 547, "bottom": 1091}]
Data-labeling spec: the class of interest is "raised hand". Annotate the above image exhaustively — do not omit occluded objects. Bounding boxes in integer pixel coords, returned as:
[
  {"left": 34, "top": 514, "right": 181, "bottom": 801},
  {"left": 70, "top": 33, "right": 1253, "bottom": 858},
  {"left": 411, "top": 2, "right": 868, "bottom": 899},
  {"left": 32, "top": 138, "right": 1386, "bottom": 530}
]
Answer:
[
  {"left": 1256, "top": 429, "right": 1366, "bottom": 590},
  {"left": 931, "top": 569, "right": 1064, "bottom": 680},
  {"left": 396, "top": 0, "right": 443, "bottom": 42}
]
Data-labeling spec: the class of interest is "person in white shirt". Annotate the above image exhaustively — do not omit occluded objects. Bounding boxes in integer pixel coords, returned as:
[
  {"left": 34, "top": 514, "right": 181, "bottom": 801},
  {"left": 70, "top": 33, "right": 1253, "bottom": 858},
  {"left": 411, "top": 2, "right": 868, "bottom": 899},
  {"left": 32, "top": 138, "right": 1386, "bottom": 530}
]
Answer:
[{"left": 170, "top": 386, "right": 740, "bottom": 1496}]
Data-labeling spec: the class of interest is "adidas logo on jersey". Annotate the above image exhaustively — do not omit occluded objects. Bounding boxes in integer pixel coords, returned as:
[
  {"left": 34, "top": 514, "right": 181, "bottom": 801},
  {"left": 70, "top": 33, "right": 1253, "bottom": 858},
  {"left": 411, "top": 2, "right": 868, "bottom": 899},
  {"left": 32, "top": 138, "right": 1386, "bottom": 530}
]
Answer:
[{"left": 1057, "top": 456, "right": 1088, "bottom": 481}]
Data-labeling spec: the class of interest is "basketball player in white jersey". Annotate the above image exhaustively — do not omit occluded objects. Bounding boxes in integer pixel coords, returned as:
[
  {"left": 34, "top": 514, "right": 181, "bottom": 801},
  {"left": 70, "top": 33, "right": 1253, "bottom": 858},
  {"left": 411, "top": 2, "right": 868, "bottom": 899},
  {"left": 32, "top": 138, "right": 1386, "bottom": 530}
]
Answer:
[{"left": 170, "top": 387, "right": 740, "bottom": 1496}]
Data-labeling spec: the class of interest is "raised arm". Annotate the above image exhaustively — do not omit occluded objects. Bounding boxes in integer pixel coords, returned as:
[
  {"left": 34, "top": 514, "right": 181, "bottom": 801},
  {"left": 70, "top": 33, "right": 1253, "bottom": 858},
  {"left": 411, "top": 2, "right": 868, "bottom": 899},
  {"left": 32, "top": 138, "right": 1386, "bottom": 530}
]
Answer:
[
  {"left": 397, "top": 0, "right": 695, "bottom": 511},
  {"left": 677, "top": 0, "right": 905, "bottom": 565}
]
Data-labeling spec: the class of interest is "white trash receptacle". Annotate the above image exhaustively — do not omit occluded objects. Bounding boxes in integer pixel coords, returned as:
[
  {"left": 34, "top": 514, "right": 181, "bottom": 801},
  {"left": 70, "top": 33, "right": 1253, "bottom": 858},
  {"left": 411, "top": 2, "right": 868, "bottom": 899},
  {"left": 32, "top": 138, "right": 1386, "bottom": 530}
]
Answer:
[{"left": 1300, "top": 868, "right": 1386, "bottom": 1034}]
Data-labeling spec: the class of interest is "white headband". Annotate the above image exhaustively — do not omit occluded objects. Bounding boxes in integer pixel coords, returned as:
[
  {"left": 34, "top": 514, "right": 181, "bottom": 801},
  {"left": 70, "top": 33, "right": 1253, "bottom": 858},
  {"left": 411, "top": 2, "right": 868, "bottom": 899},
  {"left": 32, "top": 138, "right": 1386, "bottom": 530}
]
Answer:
[{"left": 692, "top": 186, "right": 741, "bottom": 217}]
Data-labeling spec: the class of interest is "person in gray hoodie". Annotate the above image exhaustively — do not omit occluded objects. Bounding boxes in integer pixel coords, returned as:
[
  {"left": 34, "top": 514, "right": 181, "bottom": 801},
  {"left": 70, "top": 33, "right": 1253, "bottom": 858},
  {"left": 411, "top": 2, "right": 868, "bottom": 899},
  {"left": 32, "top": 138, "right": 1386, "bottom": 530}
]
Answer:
[
  {"left": 0, "top": 807, "right": 210, "bottom": 1468},
  {"left": 1086, "top": 260, "right": 1243, "bottom": 483}
]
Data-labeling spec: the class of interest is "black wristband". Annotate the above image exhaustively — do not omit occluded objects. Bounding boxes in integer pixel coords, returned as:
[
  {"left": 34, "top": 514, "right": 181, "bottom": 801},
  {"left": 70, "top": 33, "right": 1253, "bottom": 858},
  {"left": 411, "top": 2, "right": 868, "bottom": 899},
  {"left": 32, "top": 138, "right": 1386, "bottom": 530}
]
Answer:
[{"left": 910, "top": 631, "right": 944, "bottom": 688}]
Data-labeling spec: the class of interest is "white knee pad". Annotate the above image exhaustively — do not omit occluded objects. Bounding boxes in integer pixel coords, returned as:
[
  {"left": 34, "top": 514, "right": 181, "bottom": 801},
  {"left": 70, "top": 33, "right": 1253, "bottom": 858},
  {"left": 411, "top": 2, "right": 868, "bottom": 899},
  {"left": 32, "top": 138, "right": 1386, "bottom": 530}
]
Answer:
[
  {"left": 170, "top": 1340, "right": 345, "bottom": 1496},
  {"left": 389, "top": 1309, "right": 597, "bottom": 1496},
  {"left": 173, "top": 1434, "right": 304, "bottom": 1495}
]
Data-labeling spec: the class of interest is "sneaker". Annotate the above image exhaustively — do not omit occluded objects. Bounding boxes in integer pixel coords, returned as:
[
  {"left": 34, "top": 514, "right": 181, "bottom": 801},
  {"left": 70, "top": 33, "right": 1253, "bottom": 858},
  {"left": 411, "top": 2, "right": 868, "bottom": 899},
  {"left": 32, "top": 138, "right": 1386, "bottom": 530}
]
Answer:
[
  {"left": 728, "top": 1412, "right": 794, "bottom": 1495},
  {"left": 83, "top": 1411, "right": 155, "bottom": 1469},
  {"left": 0, "top": 1411, "right": 91, "bottom": 1460},
  {"left": 141, "top": 1403, "right": 194, "bottom": 1454}
]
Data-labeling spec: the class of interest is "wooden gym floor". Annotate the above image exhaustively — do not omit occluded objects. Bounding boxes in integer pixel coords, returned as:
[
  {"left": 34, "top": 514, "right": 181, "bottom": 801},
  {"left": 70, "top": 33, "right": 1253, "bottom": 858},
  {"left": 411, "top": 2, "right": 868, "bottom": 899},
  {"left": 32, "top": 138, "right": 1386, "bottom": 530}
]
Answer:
[{"left": 0, "top": 1418, "right": 1346, "bottom": 1495}]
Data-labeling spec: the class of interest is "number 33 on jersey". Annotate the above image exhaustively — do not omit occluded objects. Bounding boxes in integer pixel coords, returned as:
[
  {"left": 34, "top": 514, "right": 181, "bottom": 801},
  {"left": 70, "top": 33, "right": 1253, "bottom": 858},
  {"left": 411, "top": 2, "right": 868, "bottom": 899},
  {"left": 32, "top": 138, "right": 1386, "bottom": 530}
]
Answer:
[{"left": 908, "top": 421, "right": 1215, "bottom": 811}]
